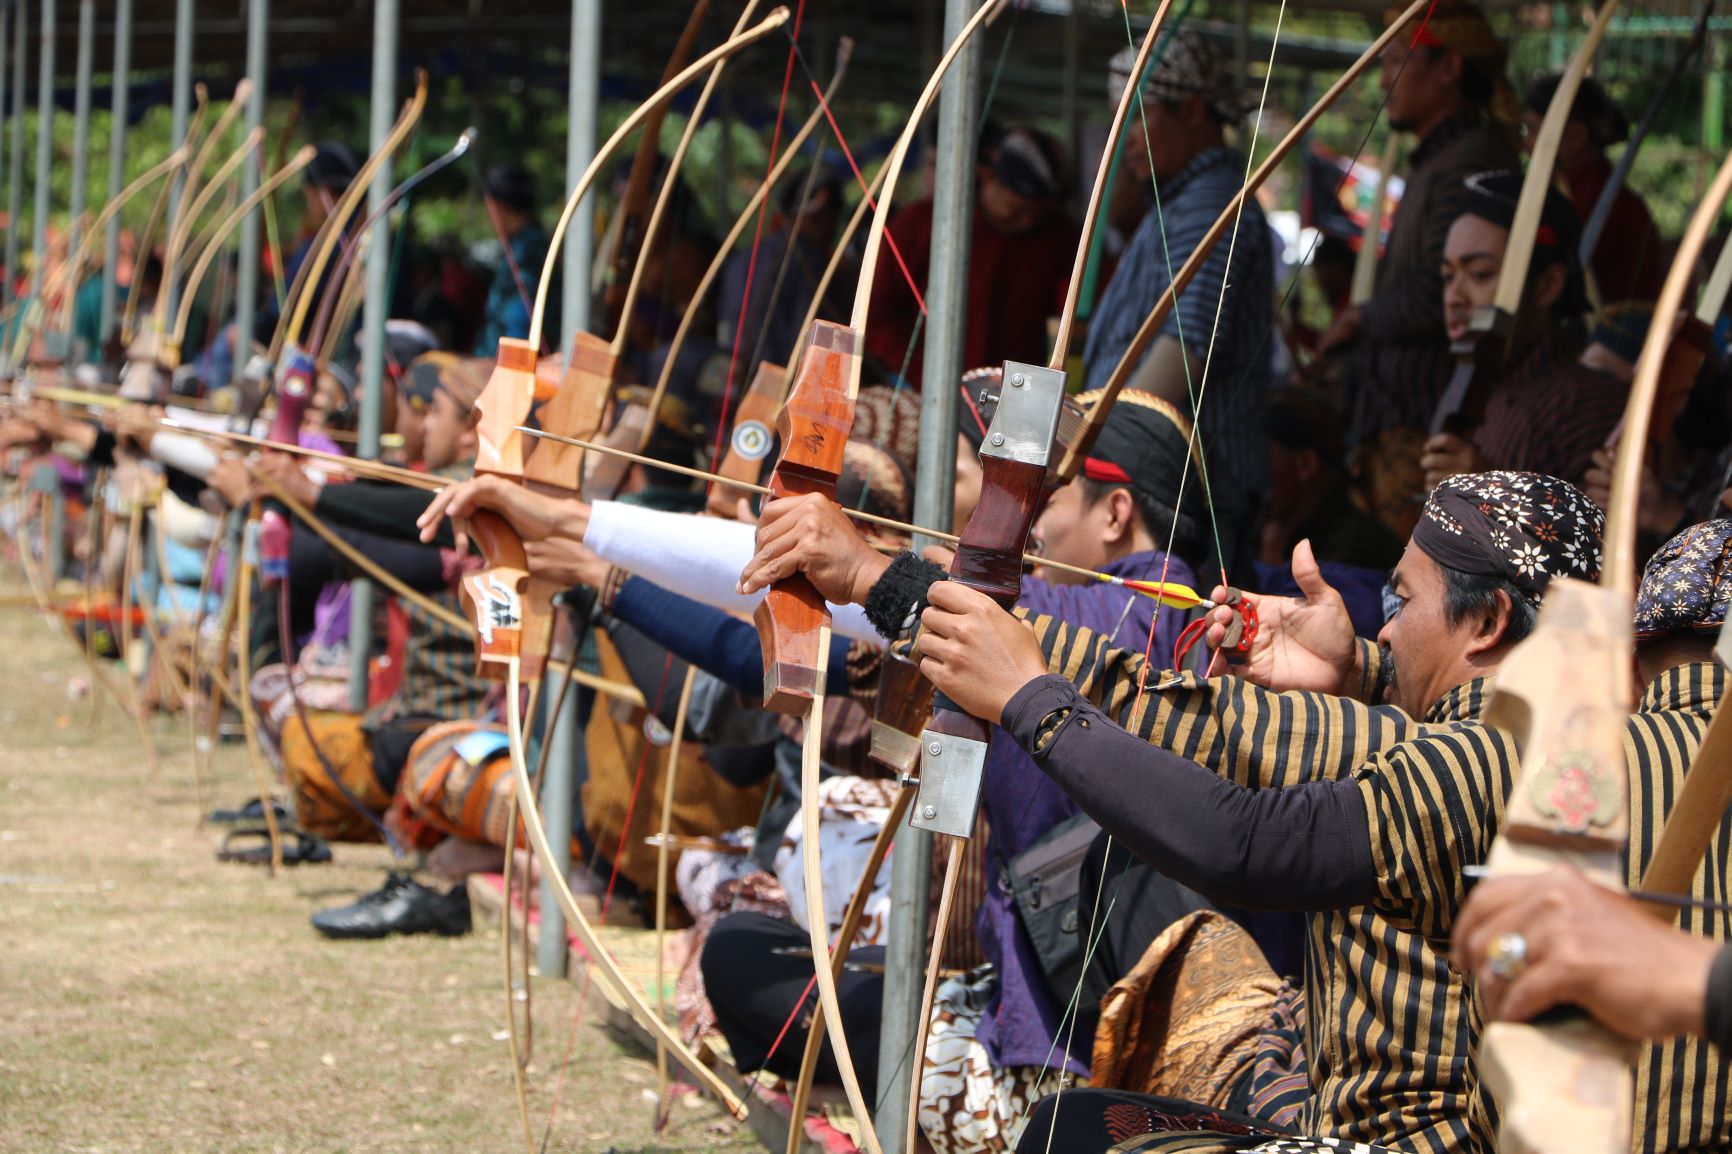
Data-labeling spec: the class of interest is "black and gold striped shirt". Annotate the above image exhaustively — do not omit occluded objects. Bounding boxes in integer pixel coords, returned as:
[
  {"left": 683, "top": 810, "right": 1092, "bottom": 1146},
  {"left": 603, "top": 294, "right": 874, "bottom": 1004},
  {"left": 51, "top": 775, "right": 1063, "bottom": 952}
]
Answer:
[
  {"left": 1626, "top": 662, "right": 1732, "bottom": 1153},
  {"left": 1026, "top": 615, "right": 1730, "bottom": 1154}
]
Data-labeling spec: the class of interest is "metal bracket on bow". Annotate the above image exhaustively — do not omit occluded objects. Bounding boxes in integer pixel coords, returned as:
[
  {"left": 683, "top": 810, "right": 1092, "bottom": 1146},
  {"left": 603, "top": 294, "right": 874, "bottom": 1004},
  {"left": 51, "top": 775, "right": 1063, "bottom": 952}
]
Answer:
[{"left": 910, "top": 359, "right": 1067, "bottom": 838}]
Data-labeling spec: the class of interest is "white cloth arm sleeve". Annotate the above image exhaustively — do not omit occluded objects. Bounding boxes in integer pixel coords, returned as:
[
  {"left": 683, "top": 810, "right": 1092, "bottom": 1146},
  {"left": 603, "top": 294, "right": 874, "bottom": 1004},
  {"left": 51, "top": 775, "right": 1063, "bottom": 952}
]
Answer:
[
  {"left": 149, "top": 431, "right": 221, "bottom": 480},
  {"left": 583, "top": 500, "right": 881, "bottom": 645}
]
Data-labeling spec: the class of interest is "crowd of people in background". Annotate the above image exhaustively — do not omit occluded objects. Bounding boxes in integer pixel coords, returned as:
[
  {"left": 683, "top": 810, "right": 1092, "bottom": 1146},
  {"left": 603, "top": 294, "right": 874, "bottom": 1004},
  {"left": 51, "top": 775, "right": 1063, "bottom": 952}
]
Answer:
[{"left": 8, "top": 3, "right": 1732, "bottom": 1152}]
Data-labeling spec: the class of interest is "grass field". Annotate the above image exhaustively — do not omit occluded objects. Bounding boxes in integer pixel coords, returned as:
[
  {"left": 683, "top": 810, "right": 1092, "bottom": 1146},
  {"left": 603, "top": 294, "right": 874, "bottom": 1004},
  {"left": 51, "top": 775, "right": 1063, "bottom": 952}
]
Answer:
[{"left": 0, "top": 598, "right": 760, "bottom": 1154}]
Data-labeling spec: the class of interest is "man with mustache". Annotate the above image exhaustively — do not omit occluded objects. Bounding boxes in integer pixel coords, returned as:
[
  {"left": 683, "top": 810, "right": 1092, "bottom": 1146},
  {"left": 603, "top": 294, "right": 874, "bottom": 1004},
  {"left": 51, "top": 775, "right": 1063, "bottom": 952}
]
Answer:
[{"left": 741, "top": 470, "right": 1600, "bottom": 1154}]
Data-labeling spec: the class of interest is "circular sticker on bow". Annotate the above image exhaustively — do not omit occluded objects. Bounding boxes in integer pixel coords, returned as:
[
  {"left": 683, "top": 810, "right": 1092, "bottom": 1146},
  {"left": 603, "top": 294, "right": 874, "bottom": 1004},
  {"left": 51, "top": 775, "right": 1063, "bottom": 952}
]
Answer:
[
  {"left": 731, "top": 419, "right": 773, "bottom": 462},
  {"left": 643, "top": 716, "right": 673, "bottom": 747}
]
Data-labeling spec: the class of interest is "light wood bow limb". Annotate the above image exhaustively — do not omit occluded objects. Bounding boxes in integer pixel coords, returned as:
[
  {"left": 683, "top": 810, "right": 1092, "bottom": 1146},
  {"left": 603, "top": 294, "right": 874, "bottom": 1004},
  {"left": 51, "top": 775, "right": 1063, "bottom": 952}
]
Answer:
[
  {"left": 269, "top": 72, "right": 428, "bottom": 363},
  {"left": 1349, "top": 133, "right": 1401, "bottom": 307},
  {"left": 122, "top": 86, "right": 211, "bottom": 346},
  {"left": 1473, "top": 41, "right": 1699, "bottom": 1154},
  {"left": 600, "top": 0, "right": 715, "bottom": 337},
  {"left": 169, "top": 146, "right": 318, "bottom": 360},
  {"left": 527, "top": 9, "right": 793, "bottom": 354},
  {"left": 34, "top": 144, "right": 193, "bottom": 345},
  {"left": 1058, "top": 0, "right": 1430, "bottom": 480},
  {"left": 154, "top": 82, "right": 257, "bottom": 336},
  {"left": 639, "top": 34, "right": 852, "bottom": 454},
  {"left": 502, "top": 658, "right": 748, "bottom": 1115},
  {"left": 1620, "top": 154, "right": 1732, "bottom": 903}
]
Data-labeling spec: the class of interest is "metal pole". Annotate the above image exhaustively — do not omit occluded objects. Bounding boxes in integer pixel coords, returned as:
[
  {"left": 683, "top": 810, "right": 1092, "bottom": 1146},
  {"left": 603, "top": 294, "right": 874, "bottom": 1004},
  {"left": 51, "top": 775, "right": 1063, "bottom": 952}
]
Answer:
[
  {"left": 66, "top": 0, "right": 90, "bottom": 344},
  {"left": 561, "top": 0, "right": 599, "bottom": 345},
  {"left": 879, "top": 1, "right": 979, "bottom": 1147},
  {"left": 234, "top": 0, "right": 266, "bottom": 376},
  {"left": 0, "top": 1, "right": 12, "bottom": 319},
  {"left": 28, "top": 0, "right": 51, "bottom": 303},
  {"left": 346, "top": 0, "right": 396, "bottom": 711},
  {"left": 164, "top": 0, "right": 191, "bottom": 325},
  {"left": 98, "top": 0, "right": 127, "bottom": 345},
  {"left": 540, "top": 0, "right": 601, "bottom": 978},
  {"left": 4, "top": 0, "right": 22, "bottom": 321},
  {"left": 537, "top": 673, "right": 582, "bottom": 977}
]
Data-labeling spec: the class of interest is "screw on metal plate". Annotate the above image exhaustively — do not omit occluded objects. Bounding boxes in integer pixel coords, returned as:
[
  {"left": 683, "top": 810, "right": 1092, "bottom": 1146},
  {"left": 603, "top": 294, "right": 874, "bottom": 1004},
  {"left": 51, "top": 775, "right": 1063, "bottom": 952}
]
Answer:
[
  {"left": 1010, "top": 373, "right": 1025, "bottom": 387},
  {"left": 922, "top": 806, "right": 937, "bottom": 820},
  {"left": 928, "top": 742, "right": 942, "bottom": 756},
  {"left": 990, "top": 433, "right": 1004, "bottom": 446}
]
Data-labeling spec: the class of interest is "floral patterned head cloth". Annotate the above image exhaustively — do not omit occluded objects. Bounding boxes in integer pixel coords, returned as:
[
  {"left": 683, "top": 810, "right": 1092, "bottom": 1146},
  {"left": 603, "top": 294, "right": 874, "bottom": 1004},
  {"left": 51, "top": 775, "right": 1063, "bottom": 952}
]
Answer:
[
  {"left": 1634, "top": 519, "right": 1732, "bottom": 640},
  {"left": 1411, "top": 470, "right": 1604, "bottom": 607}
]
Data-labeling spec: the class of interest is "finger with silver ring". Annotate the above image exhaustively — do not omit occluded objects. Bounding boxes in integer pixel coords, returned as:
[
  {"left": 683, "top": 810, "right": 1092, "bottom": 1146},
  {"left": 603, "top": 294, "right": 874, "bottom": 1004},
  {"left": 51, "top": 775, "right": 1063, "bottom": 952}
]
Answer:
[{"left": 1485, "top": 930, "right": 1529, "bottom": 981}]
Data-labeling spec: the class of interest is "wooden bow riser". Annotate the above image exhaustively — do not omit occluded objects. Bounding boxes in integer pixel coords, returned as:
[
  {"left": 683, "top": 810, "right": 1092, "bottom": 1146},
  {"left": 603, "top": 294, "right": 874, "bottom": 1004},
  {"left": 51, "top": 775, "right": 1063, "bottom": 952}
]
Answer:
[
  {"left": 1430, "top": 306, "right": 1514, "bottom": 439},
  {"left": 525, "top": 335, "right": 616, "bottom": 498},
  {"left": 1478, "top": 576, "right": 1636, "bottom": 1154},
  {"left": 514, "top": 333, "right": 617, "bottom": 680},
  {"left": 754, "top": 320, "right": 859, "bottom": 714},
  {"left": 913, "top": 360, "right": 1067, "bottom": 838},
  {"left": 708, "top": 360, "right": 790, "bottom": 518},
  {"left": 870, "top": 647, "right": 937, "bottom": 774},
  {"left": 466, "top": 338, "right": 548, "bottom": 680}
]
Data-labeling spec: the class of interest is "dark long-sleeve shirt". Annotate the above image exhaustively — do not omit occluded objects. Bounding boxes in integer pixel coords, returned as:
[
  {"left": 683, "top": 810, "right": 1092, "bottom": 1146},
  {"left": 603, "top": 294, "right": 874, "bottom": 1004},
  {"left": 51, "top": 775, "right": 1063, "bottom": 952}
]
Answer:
[
  {"left": 1005, "top": 609, "right": 1732, "bottom": 1154},
  {"left": 314, "top": 479, "right": 455, "bottom": 550},
  {"left": 608, "top": 575, "right": 850, "bottom": 699},
  {"left": 1345, "top": 112, "right": 1517, "bottom": 443}
]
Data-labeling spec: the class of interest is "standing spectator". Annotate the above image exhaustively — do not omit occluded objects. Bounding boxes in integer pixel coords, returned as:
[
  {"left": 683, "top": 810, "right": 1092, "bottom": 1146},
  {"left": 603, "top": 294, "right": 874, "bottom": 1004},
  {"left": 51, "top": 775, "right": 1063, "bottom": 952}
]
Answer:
[
  {"left": 866, "top": 126, "right": 1077, "bottom": 388},
  {"left": 474, "top": 164, "right": 552, "bottom": 355},
  {"left": 1523, "top": 74, "right": 1665, "bottom": 307},
  {"left": 1318, "top": 0, "right": 1519, "bottom": 445},
  {"left": 1082, "top": 29, "right": 1273, "bottom": 558}
]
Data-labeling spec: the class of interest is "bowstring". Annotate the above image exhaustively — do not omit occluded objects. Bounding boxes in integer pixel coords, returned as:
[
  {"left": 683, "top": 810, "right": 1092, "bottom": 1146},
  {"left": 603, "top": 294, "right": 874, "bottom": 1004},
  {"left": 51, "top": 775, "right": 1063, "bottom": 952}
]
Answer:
[
  {"left": 1209, "top": 40, "right": 1423, "bottom": 437},
  {"left": 710, "top": 0, "right": 811, "bottom": 469}
]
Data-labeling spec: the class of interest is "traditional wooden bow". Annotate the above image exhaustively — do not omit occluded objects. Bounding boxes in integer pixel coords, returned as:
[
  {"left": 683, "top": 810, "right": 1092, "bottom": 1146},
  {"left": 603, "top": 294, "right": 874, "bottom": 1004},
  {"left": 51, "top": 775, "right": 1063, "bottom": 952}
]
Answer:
[
  {"left": 751, "top": 5, "right": 1011, "bottom": 1149},
  {"left": 1428, "top": 0, "right": 1622, "bottom": 442},
  {"left": 4, "top": 143, "right": 192, "bottom": 373},
  {"left": 462, "top": 7, "right": 792, "bottom": 1122},
  {"left": 599, "top": 0, "right": 714, "bottom": 338},
  {"left": 1621, "top": 152, "right": 1732, "bottom": 903}
]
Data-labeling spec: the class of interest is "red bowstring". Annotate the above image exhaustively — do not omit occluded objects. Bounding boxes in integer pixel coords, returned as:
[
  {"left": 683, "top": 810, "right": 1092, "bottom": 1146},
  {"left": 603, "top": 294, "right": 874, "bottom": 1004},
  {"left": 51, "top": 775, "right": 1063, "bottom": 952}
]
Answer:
[
  {"left": 808, "top": 77, "right": 927, "bottom": 317},
  {"left": 709, "top": 0, "right": 810, "bottom": 468}
]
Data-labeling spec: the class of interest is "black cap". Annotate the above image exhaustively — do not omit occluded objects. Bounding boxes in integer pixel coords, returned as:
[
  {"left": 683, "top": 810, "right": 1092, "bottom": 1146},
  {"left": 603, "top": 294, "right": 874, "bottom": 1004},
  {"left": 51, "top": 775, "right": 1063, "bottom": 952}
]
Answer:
[
  {"left": 990, "top": 127, "right": 1066, "bottom": 201},
  {"left": 484, "top": 164, "right": 537, "bottom": 215},
  {"left": 305, "top": 141, "right": 360, "bottom": 191},
  {"left": 1074, "top": 388, "right": 1194, "bottom": 504}
]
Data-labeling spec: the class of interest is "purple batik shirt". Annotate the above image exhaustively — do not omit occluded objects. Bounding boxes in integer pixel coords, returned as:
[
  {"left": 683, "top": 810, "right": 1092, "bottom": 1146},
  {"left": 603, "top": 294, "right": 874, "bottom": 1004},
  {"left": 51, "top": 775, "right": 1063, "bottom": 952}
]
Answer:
[{"left": 974, "top": 548, "right": 1203, "bottom": 1076}]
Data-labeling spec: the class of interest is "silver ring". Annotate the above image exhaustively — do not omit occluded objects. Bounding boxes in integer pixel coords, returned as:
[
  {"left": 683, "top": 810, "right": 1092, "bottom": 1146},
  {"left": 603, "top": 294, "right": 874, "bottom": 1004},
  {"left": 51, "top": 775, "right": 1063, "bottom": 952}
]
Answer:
[{"left": 1486, "top": 931, "right": 1529, "bottom": 981}]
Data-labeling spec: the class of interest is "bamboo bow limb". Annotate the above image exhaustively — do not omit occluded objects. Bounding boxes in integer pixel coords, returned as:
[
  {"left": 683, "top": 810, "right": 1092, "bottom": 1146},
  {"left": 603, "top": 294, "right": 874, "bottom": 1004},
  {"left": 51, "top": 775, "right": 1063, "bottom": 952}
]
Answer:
[
  {"left": 640, "top": 39, "right": 852, "bottom": 451},
  {"left": 171, "top": 145, "right": 319, "bottom": 353}
]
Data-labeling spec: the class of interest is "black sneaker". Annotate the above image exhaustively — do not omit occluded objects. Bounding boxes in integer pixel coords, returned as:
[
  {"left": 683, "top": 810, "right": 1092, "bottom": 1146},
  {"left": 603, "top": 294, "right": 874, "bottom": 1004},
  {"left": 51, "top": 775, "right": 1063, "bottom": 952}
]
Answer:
[{"left": 310, "top": 873, "right": 472, "bottom": 940}]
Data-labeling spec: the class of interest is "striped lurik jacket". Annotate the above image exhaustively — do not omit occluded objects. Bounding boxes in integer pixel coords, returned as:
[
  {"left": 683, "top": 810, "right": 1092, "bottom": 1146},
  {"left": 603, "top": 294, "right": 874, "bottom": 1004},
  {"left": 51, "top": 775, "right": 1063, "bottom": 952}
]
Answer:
[{"left": 1026, "top": 612, "right": 1730, "bottom": 1154}]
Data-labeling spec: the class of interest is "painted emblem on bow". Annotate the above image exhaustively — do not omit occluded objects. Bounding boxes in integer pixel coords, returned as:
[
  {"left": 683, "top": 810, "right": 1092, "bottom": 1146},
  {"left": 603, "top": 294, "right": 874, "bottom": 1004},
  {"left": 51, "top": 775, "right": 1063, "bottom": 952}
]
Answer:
[
  {"left": 467, "top": 574, "right": 521, "bottom": 645},
  {"left": 1529, "top": 749, "right": 1619, "bottom": 833},
  {"left": 732, "top": 419, "right": 773, "bottom": 461}
]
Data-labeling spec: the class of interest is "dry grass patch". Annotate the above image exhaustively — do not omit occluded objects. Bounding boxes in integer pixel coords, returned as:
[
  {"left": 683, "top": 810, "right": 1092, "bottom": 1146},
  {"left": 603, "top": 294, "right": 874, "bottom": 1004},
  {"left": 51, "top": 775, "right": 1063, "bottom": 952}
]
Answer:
[{"left": 0, "top": 598, "right": 759, "bottom": 1154}]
